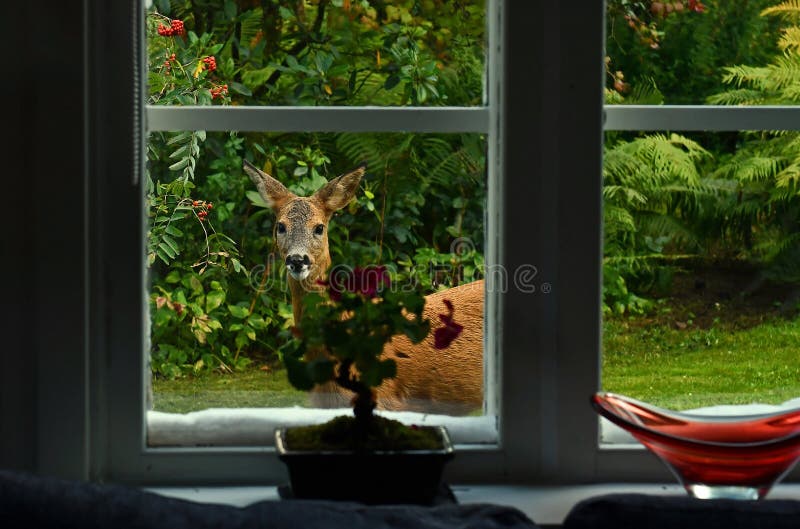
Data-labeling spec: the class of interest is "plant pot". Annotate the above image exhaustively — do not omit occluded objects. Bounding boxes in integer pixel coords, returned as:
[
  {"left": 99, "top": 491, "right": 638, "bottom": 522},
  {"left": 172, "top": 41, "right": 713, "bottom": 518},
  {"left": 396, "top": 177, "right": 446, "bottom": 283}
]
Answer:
[{"left": 275, "top": 425, "right": 455, "bottom": 505}]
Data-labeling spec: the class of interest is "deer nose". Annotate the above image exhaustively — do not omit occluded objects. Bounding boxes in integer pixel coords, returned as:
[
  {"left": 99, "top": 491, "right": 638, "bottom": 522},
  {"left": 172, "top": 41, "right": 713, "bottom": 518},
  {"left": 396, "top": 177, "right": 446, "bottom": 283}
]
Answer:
[{"left": 286, "top": 254, "right": 310, "bottom": 273}]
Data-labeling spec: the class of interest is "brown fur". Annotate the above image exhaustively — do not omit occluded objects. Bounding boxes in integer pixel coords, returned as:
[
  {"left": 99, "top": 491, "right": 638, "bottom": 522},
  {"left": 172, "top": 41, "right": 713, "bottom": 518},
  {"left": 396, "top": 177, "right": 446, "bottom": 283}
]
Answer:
[{"left": 244, "top": 160, "right": 483, "bottom": 415}]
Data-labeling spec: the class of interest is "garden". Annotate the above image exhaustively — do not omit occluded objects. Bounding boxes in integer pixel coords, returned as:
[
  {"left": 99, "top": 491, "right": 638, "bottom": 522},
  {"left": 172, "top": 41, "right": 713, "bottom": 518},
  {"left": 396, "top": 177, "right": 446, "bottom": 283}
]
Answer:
[{"left": 147, "top": 0, "right": 800, "bottom": 413}]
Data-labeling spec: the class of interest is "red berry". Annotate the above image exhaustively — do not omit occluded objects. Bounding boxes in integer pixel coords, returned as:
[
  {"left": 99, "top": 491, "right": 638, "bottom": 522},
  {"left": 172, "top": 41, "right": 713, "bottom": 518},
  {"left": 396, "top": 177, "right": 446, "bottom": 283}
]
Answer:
[
  {"left": 202, "top": 56, "right": 217, "bottom": 72},
  {"left": 170, "top": 19, "right": 186, "bottom": 37},
  {"left": 206, "top": 203, "right": 213, "bottom": 209},
  {"left": 192, "top": 200, "right": 200, "bottom": 207}
]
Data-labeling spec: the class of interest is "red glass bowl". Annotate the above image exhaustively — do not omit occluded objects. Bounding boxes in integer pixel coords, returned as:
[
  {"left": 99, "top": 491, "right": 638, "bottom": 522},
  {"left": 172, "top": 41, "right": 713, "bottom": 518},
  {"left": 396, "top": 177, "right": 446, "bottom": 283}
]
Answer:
[{"left": 592, "top": 392, "right": 800, "bottom": 500}]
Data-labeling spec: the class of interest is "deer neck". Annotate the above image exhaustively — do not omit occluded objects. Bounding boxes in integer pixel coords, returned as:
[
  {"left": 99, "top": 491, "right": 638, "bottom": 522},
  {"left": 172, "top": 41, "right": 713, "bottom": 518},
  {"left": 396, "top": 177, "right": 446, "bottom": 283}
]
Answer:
[{"left": 288, "top": 251, "right": 331, "bottom": 326}]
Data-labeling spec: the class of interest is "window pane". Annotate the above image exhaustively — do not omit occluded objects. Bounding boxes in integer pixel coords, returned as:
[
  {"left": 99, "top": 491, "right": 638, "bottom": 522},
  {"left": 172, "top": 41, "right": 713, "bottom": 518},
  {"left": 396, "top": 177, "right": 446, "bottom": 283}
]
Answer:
[
  {"left": 145, "top": 1, "right": 486, "bottom": 107},
  {"left": 146, "top": 130, "right": 488, "bottom": 444},
  {"left": 601, "top": 129, "right": 800, "bottom": 443},
  {"left": 605, "top": 1, "right": 790, "bottom": 106}
]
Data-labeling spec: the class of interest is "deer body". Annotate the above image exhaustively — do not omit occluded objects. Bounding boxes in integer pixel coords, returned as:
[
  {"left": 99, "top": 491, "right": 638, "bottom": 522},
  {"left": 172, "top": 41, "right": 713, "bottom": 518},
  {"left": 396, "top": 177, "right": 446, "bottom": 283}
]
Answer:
[{"left": 244, "top": 160, "right": 483, "bottom": 415}]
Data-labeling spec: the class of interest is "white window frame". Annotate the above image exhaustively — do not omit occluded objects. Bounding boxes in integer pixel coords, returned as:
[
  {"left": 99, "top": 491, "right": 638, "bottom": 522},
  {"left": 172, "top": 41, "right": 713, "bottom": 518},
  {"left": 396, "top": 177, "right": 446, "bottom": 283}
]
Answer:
[
  {"left": 26, "top": 0, "right": 800, "bottom": 488},
  {"left": 53, "top": 0, "right": 745, "bottom": 486},
  {"left": 90, "top": 0, "right": 517, "bottom": 484}
]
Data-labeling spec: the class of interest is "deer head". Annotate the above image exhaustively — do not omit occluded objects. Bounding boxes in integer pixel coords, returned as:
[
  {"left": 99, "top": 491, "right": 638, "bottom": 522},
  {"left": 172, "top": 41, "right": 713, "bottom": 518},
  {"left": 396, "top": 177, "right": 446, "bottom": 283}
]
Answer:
[{"left": 243, "top": 159, "right": 365, "bottom": 322}]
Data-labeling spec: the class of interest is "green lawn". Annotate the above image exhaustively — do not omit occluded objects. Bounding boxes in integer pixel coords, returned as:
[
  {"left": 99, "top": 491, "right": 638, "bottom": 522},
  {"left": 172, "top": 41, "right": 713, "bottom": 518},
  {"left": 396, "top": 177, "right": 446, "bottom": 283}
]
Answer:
[
  {"left": 152, "top": 366, "right": 307, "bottom": 413},
  {"left": 602, "top": 269, "right": 800, "bottom": 410},
  {"left": 603, "top": 316, "right": 800, "bottom": 410}
]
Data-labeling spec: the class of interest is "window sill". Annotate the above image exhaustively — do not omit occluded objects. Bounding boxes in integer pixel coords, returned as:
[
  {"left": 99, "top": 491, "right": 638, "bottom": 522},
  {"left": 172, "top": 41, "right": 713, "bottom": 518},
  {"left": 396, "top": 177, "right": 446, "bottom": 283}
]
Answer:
[
  {"left": 144, "top": 483, "right": 800, "bottom": 526},
  {"left": 146, "top": 408, "right": 498, "bottom": 447}
]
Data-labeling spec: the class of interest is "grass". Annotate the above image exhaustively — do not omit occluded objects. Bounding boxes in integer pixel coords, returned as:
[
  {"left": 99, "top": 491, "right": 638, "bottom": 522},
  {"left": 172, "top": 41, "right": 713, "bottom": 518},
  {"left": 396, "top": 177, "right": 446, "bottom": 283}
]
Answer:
[
  {"left": 603, "top": 266, "right": 800, "bottom": 410},
  {"left": 153, "top": 365, "right": 307, "bottom": 413},
  {"left": 603, "top": 317, "right": 800, "bottom": 410}
]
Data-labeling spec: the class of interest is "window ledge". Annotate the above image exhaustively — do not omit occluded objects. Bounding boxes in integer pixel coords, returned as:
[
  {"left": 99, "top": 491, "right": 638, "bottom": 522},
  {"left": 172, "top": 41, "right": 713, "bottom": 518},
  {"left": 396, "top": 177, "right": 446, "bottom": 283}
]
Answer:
[
  {"left": 147, "top": 408, "right": 498, "bottom": 447},
  {"left": 144, "top": 483, "right": 800, "bottom": 526}
]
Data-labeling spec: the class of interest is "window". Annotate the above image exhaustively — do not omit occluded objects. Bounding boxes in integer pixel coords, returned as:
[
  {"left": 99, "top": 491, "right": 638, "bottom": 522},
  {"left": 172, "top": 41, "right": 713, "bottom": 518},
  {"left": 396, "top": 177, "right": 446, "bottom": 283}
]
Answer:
[
  {"left": 143, "top": 0, "right": 497, "bottom": 449},
  {"left": 592, "top": 2, "right": 800, "bottom": 482},
  {"left": 79, "top": 1, "right": 612, "bottom": 484}
]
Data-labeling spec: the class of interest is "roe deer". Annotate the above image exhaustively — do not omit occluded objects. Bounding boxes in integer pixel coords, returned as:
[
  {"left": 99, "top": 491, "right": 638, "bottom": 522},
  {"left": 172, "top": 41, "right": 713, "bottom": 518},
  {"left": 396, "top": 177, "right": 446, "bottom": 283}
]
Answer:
[{"left": 244, "top": 160, "right": 484, "bottom": 415}]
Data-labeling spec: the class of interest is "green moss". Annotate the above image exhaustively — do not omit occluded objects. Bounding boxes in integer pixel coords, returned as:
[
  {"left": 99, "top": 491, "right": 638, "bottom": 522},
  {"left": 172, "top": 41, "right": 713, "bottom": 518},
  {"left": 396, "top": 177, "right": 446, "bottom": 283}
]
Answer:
[{"left": 284, "top": 415, "right": 444, "bottom": 452}]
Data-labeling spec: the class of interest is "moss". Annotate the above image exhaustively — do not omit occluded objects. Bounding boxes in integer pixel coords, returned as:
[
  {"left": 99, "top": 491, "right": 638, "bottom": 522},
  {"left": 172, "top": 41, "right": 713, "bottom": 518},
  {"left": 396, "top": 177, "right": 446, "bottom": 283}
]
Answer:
[{"left": 284, "top": 415, "right": 444, "bottom": 452}]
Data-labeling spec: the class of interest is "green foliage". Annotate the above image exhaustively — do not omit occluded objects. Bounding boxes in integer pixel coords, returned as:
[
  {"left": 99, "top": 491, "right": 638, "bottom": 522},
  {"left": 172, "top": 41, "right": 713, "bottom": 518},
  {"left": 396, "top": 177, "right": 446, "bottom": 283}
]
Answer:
[
  {"left": 607, "top": 0, "right": 780, "bottom": 105},
  {"left": 707, "top": 3, "right": 800, "bottom": 284},
  {"left": 602, "top": 132, "right": 712, "bottom": 312},
  {"left": 146, "top": 2, "right": 487, "bottom": 378},
  {"left": 285, "top": 268, "right": 433, "bottom": 419}
]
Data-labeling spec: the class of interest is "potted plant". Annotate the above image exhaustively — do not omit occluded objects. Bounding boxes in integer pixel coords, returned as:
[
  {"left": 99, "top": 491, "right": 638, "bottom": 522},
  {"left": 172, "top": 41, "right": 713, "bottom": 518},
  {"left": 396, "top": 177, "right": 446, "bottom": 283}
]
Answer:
[{"left": 275, "top": 265, "right": 464, "bottom": 504}]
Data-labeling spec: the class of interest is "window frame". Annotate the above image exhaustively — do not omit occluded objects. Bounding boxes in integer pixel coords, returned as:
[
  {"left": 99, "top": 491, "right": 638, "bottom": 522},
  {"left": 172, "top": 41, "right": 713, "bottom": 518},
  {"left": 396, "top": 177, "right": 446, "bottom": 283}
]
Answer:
[{"left": 75, "top": 0, "right": 622, "bottom": 485}]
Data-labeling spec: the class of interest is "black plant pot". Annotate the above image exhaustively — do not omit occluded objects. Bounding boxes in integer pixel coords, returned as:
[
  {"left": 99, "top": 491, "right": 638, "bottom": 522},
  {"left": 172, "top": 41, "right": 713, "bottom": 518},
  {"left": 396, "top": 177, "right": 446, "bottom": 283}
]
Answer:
[{"left": 275, "top": 426, "right": 455, "bottom": 505}]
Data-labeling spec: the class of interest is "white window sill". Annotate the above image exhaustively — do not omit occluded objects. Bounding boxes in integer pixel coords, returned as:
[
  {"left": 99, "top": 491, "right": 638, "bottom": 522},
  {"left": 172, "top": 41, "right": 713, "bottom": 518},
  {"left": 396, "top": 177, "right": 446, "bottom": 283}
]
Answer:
[
  {"left": 145, "top": 483, "right": 800, "bottom": 526},
  {"left": 147, "top": 408, "right": 498, "bottom": 447}
]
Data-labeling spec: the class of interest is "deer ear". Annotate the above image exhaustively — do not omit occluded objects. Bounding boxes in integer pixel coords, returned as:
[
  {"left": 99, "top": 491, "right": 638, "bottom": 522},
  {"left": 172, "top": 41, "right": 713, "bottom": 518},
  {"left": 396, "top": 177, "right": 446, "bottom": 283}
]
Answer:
[
  {"left": 243, "top": 160, "right": 294, "bottom": 211},
  {"left": 313, "top": 164, "right": 365, "bottom": 214}
]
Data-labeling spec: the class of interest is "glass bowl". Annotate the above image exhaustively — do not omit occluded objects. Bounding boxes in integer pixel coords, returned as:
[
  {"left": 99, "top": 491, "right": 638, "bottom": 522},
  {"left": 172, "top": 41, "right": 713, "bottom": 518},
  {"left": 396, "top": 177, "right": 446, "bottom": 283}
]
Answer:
[{"left": 592, "top": 392, "right": 800, "bottom": 500}]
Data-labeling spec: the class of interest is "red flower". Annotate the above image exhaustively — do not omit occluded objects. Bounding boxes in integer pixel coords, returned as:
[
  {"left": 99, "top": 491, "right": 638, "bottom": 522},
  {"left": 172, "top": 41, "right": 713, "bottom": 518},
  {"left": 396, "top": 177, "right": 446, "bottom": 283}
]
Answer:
[
  {"left": 434, "top": 299, "right": 463, "bottom": 349},
  {"left": 323, "top": 265, "right": 391, "bottom": 301}
]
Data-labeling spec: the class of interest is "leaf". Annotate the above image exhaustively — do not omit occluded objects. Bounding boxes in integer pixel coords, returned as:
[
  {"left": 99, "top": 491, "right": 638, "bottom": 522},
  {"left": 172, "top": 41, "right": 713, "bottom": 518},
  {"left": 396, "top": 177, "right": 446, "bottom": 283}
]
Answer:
[
  {"left": 228, "top": 304, "right": 250, "bottom": 319},
  {"left": 285, "top": 355, "right": 314, "bottom": 391},
  {"left": 167, "top": 132, "right": 190, "bottom": 145},
  {"left": 162, "top": 234, "right": 180, "bottom": 253},
  {"left": 205, "top": 289, "right": 226, "bottom": 313},
  {"left": 229, "top": 82, "right": 252, "bottom": 96},
  {"left": 158, "top": 242, "right": 177, "bottom": 259},
  {"left": 169, "top": 158, "right": 191, "bottom": 171},
  {"left": 246, "top": 190, "right": 270, "bottom": 208},
  {"left": 165, "top": 225, "right": 183, "bottom": 237},
  {"left": 384, "top": 75, "right": 401, "bottom": 90},
  {"left": 224, "top": 0, "right": 237, "bottom": 20}
]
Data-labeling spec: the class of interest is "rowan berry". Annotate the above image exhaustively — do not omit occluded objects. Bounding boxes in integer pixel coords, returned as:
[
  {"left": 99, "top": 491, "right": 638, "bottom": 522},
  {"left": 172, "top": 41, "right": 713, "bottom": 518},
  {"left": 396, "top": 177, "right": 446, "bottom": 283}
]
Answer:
[
  {"left": 170, "top": 19, "right": 186, "bottom": 37},
  {"left": 193, "top": 200, "right": 200, "bottom": 207},
  {"left": 206, "top": 202, "right": 213, "bottom": 209},
  {"left": 202, "top": 56, "right": 217, "bottom": 72},
  {"left": 157, "top": 23, "right": 172, "bottom": 36}
]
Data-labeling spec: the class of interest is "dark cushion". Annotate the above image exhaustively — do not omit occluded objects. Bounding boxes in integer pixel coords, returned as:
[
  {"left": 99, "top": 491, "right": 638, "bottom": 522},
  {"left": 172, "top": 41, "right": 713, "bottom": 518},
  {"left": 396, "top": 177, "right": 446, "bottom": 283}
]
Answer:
[
  {"left": 0, "top": 470, "right": 538, "bottom": 529},
  {"left": 563, "top": 493, "right": 800, "bottom": 529}
]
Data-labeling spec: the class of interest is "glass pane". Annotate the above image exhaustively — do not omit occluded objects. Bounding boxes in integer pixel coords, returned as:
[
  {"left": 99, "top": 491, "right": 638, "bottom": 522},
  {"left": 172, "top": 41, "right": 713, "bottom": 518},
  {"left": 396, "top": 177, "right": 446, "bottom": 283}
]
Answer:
[
  {"left": 605, "top": 1, "right": 790, "bottom": 106},
  {"left": 145, "top": 1, "right": 486, "bottom": 107},
  {"left": 601, "top": 128, "right": 800, "bottom": 441},
  {"left": 146, "top": 130, "right": 488, "bottom": 441}
]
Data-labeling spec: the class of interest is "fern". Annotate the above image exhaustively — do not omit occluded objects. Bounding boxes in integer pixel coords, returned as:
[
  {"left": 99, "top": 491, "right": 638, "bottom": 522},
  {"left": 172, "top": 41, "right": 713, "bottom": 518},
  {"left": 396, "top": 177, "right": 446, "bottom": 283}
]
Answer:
[
  {"left": 761, "top": 0, "right": 800, "bottom": 19},
  {"left": 779, "top": 26, "right": 800, "bottom": 50}
]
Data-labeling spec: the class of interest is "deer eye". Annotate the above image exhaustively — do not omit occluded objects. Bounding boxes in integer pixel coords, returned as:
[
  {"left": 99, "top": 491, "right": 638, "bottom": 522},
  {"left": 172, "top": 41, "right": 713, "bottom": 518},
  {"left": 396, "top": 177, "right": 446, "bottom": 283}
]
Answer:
[
  {"left": 276, "top": 222, "right": 287, "bottom": 234},
  {"left": 314, "top": 224, "right": 324, "bottom": 236}
]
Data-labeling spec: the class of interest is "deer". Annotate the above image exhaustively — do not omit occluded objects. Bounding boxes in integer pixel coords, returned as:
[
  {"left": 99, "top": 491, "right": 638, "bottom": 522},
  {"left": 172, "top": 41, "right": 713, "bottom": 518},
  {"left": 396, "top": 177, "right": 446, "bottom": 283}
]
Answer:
[{"left": 243, "top": 160, "right": 484, "bottom": 416}]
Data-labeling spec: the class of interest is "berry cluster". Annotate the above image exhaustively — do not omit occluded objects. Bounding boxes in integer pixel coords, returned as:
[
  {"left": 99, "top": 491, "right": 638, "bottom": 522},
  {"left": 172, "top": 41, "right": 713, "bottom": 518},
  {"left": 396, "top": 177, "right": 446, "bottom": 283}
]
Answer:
[
  {"left": 162, "top": 53, "right": 177, "bottom": 71},
  {"left": 193, "top": 200, "right": 213, "bottom": 221},
  {"left": 202, "top": 56, "right": 217, "bottom": 72},
  {"left": 157, "top": 19, "right": 186, "bottom": 37},
  {"left": 210, "top": 84, "right": 228, "bottom": 100}
]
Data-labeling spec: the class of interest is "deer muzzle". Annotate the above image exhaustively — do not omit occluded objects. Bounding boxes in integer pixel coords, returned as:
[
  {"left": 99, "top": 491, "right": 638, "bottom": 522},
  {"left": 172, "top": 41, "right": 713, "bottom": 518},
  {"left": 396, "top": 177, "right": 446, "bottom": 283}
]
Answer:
[{"left": 286, "top": 254, "right": 311, "bottom": 281}]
